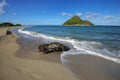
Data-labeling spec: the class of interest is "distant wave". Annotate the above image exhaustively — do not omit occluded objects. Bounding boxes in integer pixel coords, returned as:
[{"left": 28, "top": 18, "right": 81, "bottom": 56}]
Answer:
[{"left": 18, "top": 27, "right": 120, "bottom": 64}]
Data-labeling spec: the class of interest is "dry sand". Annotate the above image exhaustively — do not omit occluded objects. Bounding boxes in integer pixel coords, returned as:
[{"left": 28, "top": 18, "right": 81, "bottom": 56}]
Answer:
[{"left": 0, "top": 27, "right": 77, "bottom": 80}]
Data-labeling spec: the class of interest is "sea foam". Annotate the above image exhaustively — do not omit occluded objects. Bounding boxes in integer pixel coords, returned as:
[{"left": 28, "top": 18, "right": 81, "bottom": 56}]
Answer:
[{"left": 18, "top": 28, "right": 120, "bottom": 64}]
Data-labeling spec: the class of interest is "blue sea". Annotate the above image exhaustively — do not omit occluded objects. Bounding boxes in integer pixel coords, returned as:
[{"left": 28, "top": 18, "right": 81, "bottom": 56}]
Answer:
[{"left": 18, "top": 25, "right": 120, "bottom": 63}]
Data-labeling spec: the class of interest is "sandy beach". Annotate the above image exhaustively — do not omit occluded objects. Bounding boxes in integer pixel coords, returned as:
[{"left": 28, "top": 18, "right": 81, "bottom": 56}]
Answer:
[
  {"left": 0, "top": 27, "right": 77, "bottom": 80},
  {"left": 1, "top": 0, "right": 120, "bottom": 79},
  {"left": 1, "top": 27, "right": 120, "bottom": 80}
]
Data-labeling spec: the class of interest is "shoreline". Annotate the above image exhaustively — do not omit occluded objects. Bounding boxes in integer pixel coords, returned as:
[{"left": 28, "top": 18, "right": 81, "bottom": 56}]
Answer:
[
  {"left": 18, "top": 26, "right": 120, "bottom": 64},
  {"left": 0, "top": 27, "right": 78, "bottom": 80},
  {"left": 13, "top": 27, "right": 120, "bottom": 80},
  {"left": 1, "top": 27, "right": 120, "bottom": 80}
]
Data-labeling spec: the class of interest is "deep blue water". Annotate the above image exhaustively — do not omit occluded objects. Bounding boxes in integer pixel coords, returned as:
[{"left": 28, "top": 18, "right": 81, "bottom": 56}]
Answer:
[{"left": 19, "top": 25, "right": 120, "bottom": 63}]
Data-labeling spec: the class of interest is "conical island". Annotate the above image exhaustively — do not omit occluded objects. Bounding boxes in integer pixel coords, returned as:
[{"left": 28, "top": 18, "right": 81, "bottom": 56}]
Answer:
[{"left": 63, "top": 15, "right": 94, "bottom": 26}]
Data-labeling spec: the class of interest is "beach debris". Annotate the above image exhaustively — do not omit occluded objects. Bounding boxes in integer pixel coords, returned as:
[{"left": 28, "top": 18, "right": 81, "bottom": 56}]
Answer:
[
  {"left": 38, "top": 42, "right": 70, "bottom": 54},
  {"left": 6, "top": 30, "right": 12, "bottom": 35}
]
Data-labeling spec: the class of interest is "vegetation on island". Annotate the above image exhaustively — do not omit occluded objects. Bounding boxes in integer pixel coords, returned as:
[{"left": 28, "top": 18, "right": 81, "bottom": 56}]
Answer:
[
  {"left": 0, "top": 22, "right": 22, "bottom": 27},
  {"left": 15, "top": 24, "right": 22, "bottom": 26},
  {"left": 63, "top": 15, "right": 94, "bottom": 26}
]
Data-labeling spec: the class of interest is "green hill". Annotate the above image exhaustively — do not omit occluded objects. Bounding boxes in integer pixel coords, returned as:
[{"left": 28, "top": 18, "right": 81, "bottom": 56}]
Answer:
[
  {"left": 63, "top": 15, "right": 94, "bottom": 26},
  {"left": 0, "top": 22, "right": 22, "bottom": 27}
]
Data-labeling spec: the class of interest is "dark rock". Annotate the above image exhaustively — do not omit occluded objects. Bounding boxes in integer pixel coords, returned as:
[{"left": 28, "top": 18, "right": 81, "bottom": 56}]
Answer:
[
  {"left": 38, "top": 42, "right": 70, "bottom": 54},
  {"left": 6, "top": 30, "right": 12, "bottom": 35}
]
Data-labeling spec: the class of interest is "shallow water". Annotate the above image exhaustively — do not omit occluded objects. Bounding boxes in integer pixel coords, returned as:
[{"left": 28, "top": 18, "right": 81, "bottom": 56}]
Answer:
[
  {"left": 13, "top": 26, "right": 120, "bottom": 80},
  {"left": 17, "top": 25, "right": 120, "bottom": 63}
]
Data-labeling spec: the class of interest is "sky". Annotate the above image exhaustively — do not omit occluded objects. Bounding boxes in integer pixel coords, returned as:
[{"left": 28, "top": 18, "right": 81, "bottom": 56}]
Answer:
[{"left": 0, "top": 0, "right": 120, "bottom": 25}]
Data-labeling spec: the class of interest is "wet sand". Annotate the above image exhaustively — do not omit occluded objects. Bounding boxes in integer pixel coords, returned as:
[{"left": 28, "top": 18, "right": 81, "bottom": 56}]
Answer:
[
  {"left": 0, "top": 27, "right": 77, "bottom": 80},
  {"left": 62, "top": 54, "right": 120, "bottom": 80},
  {"left": 1, "top": 27, "right": 120, "bottom": 80},
  {"left": 16, "top": 33, "right": 120, "bottom": 80}
]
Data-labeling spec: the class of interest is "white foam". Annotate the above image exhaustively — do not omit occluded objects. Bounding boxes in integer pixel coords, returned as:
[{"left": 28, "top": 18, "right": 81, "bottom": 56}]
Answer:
[
  {"left": 18, "top": 28, "right": 120, "bottom": 64},
  {"left": 18, "top": 28, "right": 39, "bottom": 37}
]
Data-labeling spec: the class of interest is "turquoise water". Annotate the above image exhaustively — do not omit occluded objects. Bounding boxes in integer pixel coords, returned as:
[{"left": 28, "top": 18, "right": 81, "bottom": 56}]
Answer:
[{"left": 18, "top": 25, "right": 120, "bottom": 63}]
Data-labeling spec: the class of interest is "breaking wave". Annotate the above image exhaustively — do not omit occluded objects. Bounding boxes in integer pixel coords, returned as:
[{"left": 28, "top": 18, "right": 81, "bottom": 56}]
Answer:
[{"left": 18, "top": 28, "right": 120, "bottom": 64}]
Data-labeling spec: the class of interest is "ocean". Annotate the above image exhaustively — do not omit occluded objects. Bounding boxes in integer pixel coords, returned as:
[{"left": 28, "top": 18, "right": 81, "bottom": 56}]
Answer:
[{"left": 18, "top": 25, "right": 120, "bottom": 64}]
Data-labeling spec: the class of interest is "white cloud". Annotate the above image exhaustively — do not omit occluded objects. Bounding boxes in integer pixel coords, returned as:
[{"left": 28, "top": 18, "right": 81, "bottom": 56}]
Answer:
[
  {"left": 85, "top": 15, "right": 91, "bottom": 19},
  {"left": 104, "top": 16, "right": 113, "bottom": 20},
  {"left": 86, "top": 12, "right": 92, "bottom": 15},
  {"left": 60, "top": 12, "right": 72, "bottom": 16},
  {"left": 92, "top": 14, "right": 100, "bottom": 19},
  {"left": 60, "top": 12, "right": 84, "bottom": 17},
  {"left": 86, "top": 12, "right": 100, "bottom": 19},
  {"left": 0, "top": 0, "right": 7, "bottom": 15},
  {"left": 75, "top": 13, "right": 83, "bottom": 17}
]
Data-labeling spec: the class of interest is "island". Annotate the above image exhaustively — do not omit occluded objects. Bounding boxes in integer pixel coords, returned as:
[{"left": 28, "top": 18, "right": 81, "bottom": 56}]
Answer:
[
  {"left": 63, "top": 15, "right": 94, "bottom": 26},
  {"left": 0, "top": 22, "right": 22, "bottom": 27}
]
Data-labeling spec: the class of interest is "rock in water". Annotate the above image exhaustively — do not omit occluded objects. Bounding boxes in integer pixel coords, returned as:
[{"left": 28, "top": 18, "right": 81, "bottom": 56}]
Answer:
[
  {"left": 38, "top": 42, "right": 70, "bottom": 54},
  {"left": 6, "top": 30, "right": 12, "bottom": 35}
]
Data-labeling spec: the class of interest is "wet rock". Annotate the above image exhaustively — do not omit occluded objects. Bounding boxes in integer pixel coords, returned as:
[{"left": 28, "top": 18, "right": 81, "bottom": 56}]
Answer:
[
  {"left": 38, "top": 42, "right": 70, "bottom": 54},
  {"left": 6, "top": 30, "right": 12, "bottom": 35}
]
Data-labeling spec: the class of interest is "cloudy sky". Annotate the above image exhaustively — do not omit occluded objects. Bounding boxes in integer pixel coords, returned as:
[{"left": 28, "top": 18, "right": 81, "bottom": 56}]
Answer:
[{"left": 0, "top": 0, "right": 120, "bottom": 25}]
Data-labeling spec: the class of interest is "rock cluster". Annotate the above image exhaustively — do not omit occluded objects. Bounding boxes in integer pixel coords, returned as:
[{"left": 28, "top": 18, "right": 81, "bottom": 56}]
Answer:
[{"left": 38, "top": 42, "right": 70, "bottom": 54}]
